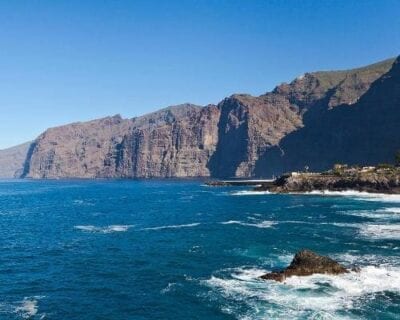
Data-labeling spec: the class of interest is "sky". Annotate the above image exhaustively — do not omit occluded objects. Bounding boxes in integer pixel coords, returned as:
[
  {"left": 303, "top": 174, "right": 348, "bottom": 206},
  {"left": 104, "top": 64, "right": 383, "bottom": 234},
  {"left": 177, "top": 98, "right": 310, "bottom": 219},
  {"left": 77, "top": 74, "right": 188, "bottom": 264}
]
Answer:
[{"left": 0, "top": 0, "right": 399, "bottom": 149}]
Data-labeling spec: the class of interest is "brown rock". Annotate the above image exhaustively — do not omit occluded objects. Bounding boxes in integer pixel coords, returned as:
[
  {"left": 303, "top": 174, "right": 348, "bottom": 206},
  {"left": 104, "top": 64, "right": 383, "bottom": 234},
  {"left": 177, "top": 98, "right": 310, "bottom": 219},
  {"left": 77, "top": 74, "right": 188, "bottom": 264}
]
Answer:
[{"left": 260, "top": 250, "right": 349, "bottom": 282}]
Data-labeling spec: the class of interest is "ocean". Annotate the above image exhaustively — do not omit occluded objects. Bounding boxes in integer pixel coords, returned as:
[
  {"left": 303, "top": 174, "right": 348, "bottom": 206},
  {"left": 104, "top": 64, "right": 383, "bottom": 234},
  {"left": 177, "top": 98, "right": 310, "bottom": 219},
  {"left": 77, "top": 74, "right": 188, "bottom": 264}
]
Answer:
[{"left": 0, "top": 180, "right": 399, "bottom": 319}]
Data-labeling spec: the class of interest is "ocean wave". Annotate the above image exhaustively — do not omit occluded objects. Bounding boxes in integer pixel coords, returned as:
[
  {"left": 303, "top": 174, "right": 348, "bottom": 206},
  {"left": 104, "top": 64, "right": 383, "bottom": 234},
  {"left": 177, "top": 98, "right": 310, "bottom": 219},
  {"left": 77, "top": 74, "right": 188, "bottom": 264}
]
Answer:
[
  {"left": 333, "top": 252, "right": 400, "bottom": 267},
  {"left": 204, "top": 264, "right": 400, "bottom": 319},
  {"left": 220, "top": 220, "right": 275, "bottom": 228},
  {"left": 142, "top": 223, "right": 200, "bottom": 231},
  {"left": 14, "top": 297, "right": 45, "bottom": 319},
  {"left": 230, "top": 190, "right": 271, "bottom": 196},
  {"left": 74, "top": 225, "right": 133, "bottom": 233},
  {"left": 296, "top": 190, "right": 400, "bottom": 203},
  {"left": 339, "top": 209, "right": 400, "bottom": 220},
  {"left": 382, "top": 207, "right": 400, "bottom": 213},
  {"left": 286, "top": 204, "right": 305, "bottom": 208},
  {"left": 359, "top": 224, "right": 400, "bottom": 240}
]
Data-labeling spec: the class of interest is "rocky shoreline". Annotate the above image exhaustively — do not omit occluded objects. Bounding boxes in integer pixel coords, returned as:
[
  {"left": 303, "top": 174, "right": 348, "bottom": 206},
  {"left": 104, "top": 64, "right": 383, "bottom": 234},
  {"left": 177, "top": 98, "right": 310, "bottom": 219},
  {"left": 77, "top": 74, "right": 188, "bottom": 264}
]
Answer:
[{"left": 254, "top": 165, "right": 400, "bottom": 194}]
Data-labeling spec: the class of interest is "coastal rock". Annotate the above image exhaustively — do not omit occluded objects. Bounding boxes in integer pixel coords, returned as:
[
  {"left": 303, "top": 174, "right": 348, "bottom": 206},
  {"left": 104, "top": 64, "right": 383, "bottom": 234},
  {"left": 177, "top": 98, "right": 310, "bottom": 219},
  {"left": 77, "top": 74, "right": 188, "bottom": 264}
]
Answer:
[
  {"left": 259, "top": 166, "right": 400, "bottom": 194},
  {"left": 261, "top": 250, "right": 348, "bottom": 282}
]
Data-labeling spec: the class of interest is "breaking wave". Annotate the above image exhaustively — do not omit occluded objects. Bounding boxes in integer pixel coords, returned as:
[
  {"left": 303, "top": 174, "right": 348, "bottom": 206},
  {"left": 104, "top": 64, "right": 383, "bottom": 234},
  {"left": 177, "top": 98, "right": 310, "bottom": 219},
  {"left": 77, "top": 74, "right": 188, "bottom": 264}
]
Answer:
[
  {"left": 339, "top": 208, "right": 400, "bottom": 220},
  {"left": 298, "top": 190, "right": 400, "bottom": 203},
  {"left": 220, "top": 220, "right": 275, "bottom": 228},
  {"left": 204, "top": 262, "right": 400, "bottom": 319},
  {"left": 230, "top": 190, "right": 271, "bottom": 196},
  {"left": 14, "top": 297, "right": 45, "bottom": 319},
  {"left": 74, "top": 225, "right": 133, "bottom": 233},
  {"left": 359, "top": 224, "right": 400, "bottom": 240},
  {"left": 142, "top": 223, "right": 201, "bottom": 231}
]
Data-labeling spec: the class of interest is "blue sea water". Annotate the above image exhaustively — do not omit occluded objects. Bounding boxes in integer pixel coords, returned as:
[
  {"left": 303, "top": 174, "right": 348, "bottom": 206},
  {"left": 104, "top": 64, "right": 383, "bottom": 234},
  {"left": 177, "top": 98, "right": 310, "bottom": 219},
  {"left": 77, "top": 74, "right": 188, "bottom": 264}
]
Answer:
[{"left": 0, "top": 180, "right": 399, "bottom": 320}]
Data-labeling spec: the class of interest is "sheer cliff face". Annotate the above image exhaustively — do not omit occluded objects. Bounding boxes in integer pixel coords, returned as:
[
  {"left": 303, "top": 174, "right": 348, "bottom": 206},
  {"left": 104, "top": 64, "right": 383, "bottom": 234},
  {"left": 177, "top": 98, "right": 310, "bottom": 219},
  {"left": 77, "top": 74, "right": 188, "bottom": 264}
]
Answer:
[
  {"left": 26, "top": 116, "right": 132, "bottom": 178},
  {"left": 207, "top": 94, "right": 303, "bottom": 177},
  {"left": 17, "top": 56, "right": 399, "bottom": 178},
  {"left": 0, "top": 142, "right": 32, "bottom": 178},
  {"left": 25, "top": 104, "right": 220, "bottom": 178},
  {"left": 255, "top": 57, "right": 400, "bottom": 177},
  {"left": 114, "top": 104, "right": 220, "bottom": 178}
]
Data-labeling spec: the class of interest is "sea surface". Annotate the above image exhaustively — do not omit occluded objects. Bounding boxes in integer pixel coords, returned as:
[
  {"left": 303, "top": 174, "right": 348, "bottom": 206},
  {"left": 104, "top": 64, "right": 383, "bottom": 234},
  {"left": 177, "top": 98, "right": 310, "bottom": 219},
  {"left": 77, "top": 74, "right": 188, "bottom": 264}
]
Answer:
[{"left": 0, "top": 180, "right": 399, "bottom": 319}]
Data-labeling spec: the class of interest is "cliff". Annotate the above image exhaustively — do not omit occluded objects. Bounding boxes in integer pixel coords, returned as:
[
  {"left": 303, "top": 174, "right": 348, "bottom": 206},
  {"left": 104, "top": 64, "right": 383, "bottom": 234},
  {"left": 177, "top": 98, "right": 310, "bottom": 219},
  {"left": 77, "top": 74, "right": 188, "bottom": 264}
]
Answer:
[
  {"left": 25, "top": 105, "right": 220, "bottom": 178},
  {"left": 255, "top": 57, "right": 400, "bottom": 177},
  {"left": 0, "top": 142, "right": 32, "bottom": 178},
  {"left": 1, "top": 56, "right": 399, "bottom": 179}
]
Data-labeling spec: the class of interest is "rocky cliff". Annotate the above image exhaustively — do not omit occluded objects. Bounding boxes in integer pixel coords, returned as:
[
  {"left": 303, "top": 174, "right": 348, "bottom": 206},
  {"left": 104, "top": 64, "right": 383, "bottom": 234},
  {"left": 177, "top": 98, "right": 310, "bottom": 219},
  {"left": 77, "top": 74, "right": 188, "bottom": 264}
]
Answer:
[
  {"left": 255, "top": 57, "right": 400, "bottom": 177},
  {"left": 24, "top": 104, "right": 220, "bottom": 178},
  {"left": 1, "top": 56, "right": 398, "bottom": 179},
  {"left": 0, "top": 142, "right": 32, "bottom": 178}
]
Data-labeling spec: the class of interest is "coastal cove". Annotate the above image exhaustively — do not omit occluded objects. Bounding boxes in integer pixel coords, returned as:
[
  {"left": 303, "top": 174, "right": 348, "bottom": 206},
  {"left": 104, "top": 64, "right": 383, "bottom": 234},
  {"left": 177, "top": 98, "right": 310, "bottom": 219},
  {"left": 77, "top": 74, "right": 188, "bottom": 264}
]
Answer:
[{"left": 0, "top": 179, "right": 399, "bottom": 319}]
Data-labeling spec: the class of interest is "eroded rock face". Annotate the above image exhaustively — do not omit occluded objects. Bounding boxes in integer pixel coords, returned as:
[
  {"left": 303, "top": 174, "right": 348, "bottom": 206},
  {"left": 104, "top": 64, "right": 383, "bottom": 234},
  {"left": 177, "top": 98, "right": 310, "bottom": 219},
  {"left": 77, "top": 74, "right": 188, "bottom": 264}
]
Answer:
[{"left": 261, "top": 250, "right": 348, "bottom": 282}]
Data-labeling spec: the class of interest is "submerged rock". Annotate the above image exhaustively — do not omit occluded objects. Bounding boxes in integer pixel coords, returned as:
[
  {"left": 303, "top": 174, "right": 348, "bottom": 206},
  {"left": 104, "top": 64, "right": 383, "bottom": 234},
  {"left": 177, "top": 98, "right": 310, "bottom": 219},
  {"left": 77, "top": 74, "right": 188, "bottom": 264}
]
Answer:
[{"left": 260, "top": 250, "right": 348, "bottom": 282}]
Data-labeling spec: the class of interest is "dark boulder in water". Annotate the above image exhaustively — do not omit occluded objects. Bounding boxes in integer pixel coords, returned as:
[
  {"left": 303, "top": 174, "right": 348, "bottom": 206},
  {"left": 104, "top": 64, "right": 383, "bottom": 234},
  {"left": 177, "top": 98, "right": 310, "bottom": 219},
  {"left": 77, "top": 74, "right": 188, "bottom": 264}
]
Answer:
[{"left": 260, "top": 249, "right": 349, "bottom": 282}]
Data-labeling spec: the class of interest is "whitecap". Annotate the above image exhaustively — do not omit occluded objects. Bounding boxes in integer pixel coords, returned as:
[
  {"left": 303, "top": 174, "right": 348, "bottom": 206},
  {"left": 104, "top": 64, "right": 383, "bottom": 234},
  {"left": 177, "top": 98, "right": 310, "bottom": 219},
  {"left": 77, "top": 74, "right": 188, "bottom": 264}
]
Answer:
[
  {"left": 74, "top": 225, "right": 133, "bottom": 233},
  {"left": 220, "top": 220, "right": 275, "bottom": 228},
  {"left": 297, "top": 190, "right": 400, "bottom": 203},
  {"left": 286, "top": 204, "right": 304, "bottom": 209},
  {"left": 230, "top": 190, "right": 271, "bottom": 196},
  {"left": 142, "top": 223, "right": 200, "bottom": 231},
  {"left": 15, "top": 298, "right": 39, "bottom": 319},
  {"left": 339, "top": 209, "right": 400, "bottom": 220},
  {"left": 160, "top": 282, "right": 180, "bottom": 294},
  {"left": 382, "top": 207, "right": 400, "bottom": 213},
  {"left": 359, "top": 224, "right": 400, "bottom": 240},
  {"left": 204, "top": 264, "right": 400, "bottom": 319}
]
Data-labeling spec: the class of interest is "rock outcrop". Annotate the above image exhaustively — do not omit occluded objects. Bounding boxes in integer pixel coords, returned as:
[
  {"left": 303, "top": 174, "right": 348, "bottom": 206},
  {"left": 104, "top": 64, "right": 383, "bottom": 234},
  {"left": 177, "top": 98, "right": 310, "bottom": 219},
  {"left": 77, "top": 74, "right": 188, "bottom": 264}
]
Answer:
[
  {"left": 1, "top": 56, "right": 399, "bottom": 179},
  {"left": 261, "top": 250, "right": 348, "bottom": 282},
  {"left": 256, "top": 165, "right": 400, "bottom": 194}
]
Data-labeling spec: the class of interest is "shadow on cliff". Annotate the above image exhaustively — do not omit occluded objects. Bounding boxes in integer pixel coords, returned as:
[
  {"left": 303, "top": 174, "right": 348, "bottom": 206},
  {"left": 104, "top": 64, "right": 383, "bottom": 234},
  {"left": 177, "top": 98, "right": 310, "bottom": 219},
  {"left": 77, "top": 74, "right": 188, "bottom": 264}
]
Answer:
[
  {"left": 207, "top": 98, "right": 249, "bottom": 178},
  {"left": 254, "top": 57, "right": 400, "bottom": 177},
  {"left": 20, "top": 142, "right": 37, "bottom": 178}
]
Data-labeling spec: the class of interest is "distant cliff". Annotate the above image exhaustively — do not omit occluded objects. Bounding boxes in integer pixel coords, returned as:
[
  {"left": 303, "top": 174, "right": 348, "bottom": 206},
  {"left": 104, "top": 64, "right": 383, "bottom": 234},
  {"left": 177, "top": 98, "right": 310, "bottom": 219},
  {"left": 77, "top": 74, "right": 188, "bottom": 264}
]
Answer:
[
  {"left": 0, "top": 56, "right": 398, "bottom": 179},
  {"left": 0, "top": 142, "right": 32, "bottom": 178}
]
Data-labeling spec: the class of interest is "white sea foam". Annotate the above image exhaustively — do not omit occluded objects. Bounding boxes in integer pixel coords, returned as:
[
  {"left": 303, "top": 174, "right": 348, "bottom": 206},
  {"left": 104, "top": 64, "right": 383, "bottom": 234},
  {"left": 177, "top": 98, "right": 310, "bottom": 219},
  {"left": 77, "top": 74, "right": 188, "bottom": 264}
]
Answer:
[
  {"left": 204, "top": 263, "right": 400, "bottom": 319},
  {"left": 221, "top": 220, "right": 275, "bottom": 228},
  {"left": 297, "top": 190, "right": 400, "bottom": 203},
  {"left": 359, "top": 224, "right": 400, "bottom": 240},
  {"left": 14, "top": 298, "right": 39, "bottom": 319},
  {"left": 286, "top": 204, "right": 304, "bottom": 208},
  {"left": 339, "top": 209, "right": 400, "bottom": 220},
  {"left": 142, "top": 223, "right": 200, "bottom": 231},
  {"left": 160, "top": 282, "right": 179, "bottom": 294},
  {"left": 382, "top": 207, "right": 400, "bottom": 213},
  {"left": 230, "top": 190, "right": 271, "bottom": 196},
  {"left": 74, "top": 225, "right": 133, "bottom": 233}
]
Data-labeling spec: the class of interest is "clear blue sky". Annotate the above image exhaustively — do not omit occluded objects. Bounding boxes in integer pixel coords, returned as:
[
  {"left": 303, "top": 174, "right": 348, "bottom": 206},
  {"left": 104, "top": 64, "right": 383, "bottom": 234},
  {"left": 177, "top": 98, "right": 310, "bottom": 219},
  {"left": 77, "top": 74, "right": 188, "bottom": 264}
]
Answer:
[{"left": 0, "top": 0, "right": 399, "bottom": 149}]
